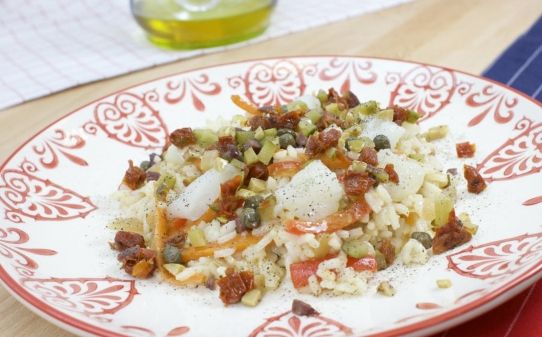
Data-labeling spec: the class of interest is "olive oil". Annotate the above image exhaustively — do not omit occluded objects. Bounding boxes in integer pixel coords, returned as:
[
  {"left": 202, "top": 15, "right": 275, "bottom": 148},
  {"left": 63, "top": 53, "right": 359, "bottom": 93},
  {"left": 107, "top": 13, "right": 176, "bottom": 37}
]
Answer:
[{"left": 131, "top": 0, "right": 276, "bottom": 49}]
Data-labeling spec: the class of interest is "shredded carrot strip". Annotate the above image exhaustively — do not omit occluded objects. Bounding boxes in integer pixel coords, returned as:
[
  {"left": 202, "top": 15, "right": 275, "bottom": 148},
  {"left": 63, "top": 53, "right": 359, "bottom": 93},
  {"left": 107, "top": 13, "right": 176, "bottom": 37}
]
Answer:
[
  {"left": 318, "top": 151, "right": 351, "bottom": 170},
  {"left": 181, "top": 235, "right": 261, "bottom": 263},
  {"left": 231, "top": 95, "right": 260, "bottom": 115},
  {"left": 268, "top": 160, "right": 304, "bottom": 177}
]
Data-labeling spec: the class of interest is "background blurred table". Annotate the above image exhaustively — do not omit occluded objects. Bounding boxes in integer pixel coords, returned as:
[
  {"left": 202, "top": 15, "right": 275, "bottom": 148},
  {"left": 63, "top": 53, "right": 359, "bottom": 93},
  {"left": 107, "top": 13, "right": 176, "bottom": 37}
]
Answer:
[{"left": 1, "top": 0, "right": 541, "bottom": 336}]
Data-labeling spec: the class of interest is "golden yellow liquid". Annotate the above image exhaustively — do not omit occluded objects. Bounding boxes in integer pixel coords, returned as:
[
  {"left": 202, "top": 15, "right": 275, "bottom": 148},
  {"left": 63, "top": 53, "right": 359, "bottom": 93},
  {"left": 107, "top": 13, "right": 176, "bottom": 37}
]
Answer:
[{"left": 131, "top": 0, "right": 276, "bottom": 49}]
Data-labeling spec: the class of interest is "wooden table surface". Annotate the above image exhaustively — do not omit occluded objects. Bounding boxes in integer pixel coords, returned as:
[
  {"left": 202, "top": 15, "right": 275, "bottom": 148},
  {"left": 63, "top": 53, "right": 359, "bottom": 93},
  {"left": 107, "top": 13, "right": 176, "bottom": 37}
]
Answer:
[{"left": 1, "top": 0, "right": 541, "bottom": 336}]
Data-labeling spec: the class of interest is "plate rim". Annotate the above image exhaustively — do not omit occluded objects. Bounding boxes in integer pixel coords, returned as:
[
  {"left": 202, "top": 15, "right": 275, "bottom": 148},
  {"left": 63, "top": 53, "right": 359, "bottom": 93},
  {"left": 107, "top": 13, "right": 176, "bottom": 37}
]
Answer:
[{"left": 1, "top": 55, "right": 541, "bottom": 337}]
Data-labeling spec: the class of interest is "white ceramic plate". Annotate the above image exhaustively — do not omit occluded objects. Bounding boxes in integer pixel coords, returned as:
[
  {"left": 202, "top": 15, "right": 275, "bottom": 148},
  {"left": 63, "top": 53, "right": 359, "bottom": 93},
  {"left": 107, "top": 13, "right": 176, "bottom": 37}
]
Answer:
[{"left": 1, "top": 56, "right": 541, "bottom": 337}]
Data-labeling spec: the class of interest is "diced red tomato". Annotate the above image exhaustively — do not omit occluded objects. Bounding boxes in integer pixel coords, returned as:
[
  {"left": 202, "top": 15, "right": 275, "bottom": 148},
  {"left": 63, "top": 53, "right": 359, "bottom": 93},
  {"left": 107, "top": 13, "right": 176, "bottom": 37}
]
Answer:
[
  {"left": 285, "top": 198, "right": 371, "bottom": 235},
  {"left": 290, "top": 255, "right": 377, "bottom": 289},
  {"left": 268, "top": 160, "right": 303, "bottom": 177},
  {"left": 290, "top": 258, "right": 324, "bottom": 288},
  {"left": 347, "top": 256, "right": 377, "bottom": 272}
]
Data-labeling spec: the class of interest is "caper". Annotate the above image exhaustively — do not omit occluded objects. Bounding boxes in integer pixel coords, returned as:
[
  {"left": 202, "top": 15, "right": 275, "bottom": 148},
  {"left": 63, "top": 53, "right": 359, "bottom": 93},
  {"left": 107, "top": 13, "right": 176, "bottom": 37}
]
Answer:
[
  {"left": 244, "top": 195, "right": 263, "bottom": 209},
  {"left": 162, "top": 244, "right": 181, "bottom": 264},
  {"left": 277, "top": 128, "right": 297, "bottom": 137},
  {"left": 139, "top": 160, "right": 151, "bottom": 171},
  {"left": 278, "top": 133, "right": 296, "bottom": 149},
  {"left": 239, "top": 207, "right": 261, "bottom": 229},
  {"left": 373, "top": 134, "right": 391, "bottom": 151},
  {"left": 411, "top": 232, "right": 432, "bottom": 249},
  {"left": 375, "top": 250, "right": 387, "bottom": 270}
]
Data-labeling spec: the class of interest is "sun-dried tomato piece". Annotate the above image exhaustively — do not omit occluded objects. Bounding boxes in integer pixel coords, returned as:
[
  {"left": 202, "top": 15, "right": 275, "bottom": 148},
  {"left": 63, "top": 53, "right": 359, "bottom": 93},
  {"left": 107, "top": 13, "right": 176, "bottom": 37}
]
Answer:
[
  {"left": 169, "top": 128, "right": 196, "bottom": 148},
  {"left": 292, "top": 299, "right": 319, "bottom": 316},
  {"left": 305, "top": 129, "right": 341, "bottom": 157},
  {"left": 326, "top": 88, "right": 360, "bottom": 109},
  {"left": 217, "top": 270, "right": 254, "bottom": 305},
  {"left": 113, "top": 231, "right": 145, "bottom": 250},
  {"left": 269, "top": 111, "right": 302, "bottom": 130},
  {"left": 248, "top": 115, "right": 272, "bottom": 130},
  {"left": 377, "top": 239, "right": 396, "bottom": 266},
  {"left": 359, "top": 147, "right": 378, "bottom": 166},
  {"left": 456, "top": 142, "right": 476, "bottom": 158},
  {"left": 463, "top": 165, "right": 486, "bottom": 194},
  {"left": 343, "top": 171, "right": 375, "bottom": 195},
  {"left": 219, "top": 176, "right": 243, "bottom": 219},
  {"left": 244, "top": 162, "right": 269, "bottom": 185},
  {"left": 391, "top": 105, "right": 409, "bottom": 125},
  {"left": 117, "top": 246, "right": 156, "bottom": 278},
  {"left": 316, "top": 111, "right": 343, "bottom": 131},
  {"left": 432, "top": 210, "right": 472, "bottom": 254},
  {"left": 343, "top": 91, "right": 360, "bottom": 108},
  {"left": 123, "top": 160, "right": 146, "bottom": 190},
  {"left": 384, "top": 164, "right": 400, "bottom": 184}
]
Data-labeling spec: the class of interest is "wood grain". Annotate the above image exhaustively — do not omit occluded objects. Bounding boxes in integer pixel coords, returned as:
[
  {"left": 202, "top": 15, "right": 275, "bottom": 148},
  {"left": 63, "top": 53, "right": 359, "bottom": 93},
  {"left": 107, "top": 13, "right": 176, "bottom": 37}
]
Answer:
[{"left": 1, "top": 0, "right": 541, "bottom": 336}]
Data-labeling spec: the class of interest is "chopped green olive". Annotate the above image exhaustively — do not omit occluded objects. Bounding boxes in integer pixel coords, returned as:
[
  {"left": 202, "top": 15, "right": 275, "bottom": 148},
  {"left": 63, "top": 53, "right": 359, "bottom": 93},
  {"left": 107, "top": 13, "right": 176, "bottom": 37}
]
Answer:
[
  {"left": 258, "top": 140, "right": 278, "bottom": 165},
  {"left": 307, "top": 109, "right": 323, "bottom": 124},
  {"left": 243, "top": 148, "right": 259, "bottom": 165},
  {"left": 188, "top": 227, "right": 206, "bottom": 247},
  {"left": 240, "top": 207, "right": 261, "bottom": 229},
  {"left": 241, "top": 289, "right": 262, "bottom": 307},
  {"left": 350, "top": 160, "right": 367, "bottom": 173},
  {"left": 263, "top": 128, "right": 277, "bottom": 138},
  {"left": 278, "top": 133, "right": 296, "bottom": 149},
  {"left": 407, "top": 110, "right": 420, "bottom": 123},
  {"left": 434, "top": 194, "right": 453, "bottom": 227},
  {"left": 424, "top": 125, "right": 449, "bottom": 141},
  {"left": 411, "top": 232, "right": 432, "bottom": 249},
  {"left": 235, "top": 130, "right": 255, "bottom": 145},
  {"left": 155, "top": 174, "right": 176, "bottom": 200},
  {"left": 162, "top": 244, "right": 181, "bottom": 264},
  {"left": 373, "top": 134, "right": 391, "bottom": 151},
  {"left": 316, "top": 89, "right": 328, "bottom": 104},
  {"left": 298, "top": 118, "right": 317, "bottom": 136},
  {"left": 356, "top": 100, "right": 379, "bottom": 115},
  {"left": 367, "top": 165, "right": 389, "bottom": 183},
  {"left": 346, "top": 137, "right": 364, "bottom": 152},
  {"left": 377, "top": 108, "right": 394, "bottom": 121},
  {"left": 193, "top": 129, "right": 218, "bottom": 148},
  {"left": 342, "top": 239, "right": 371, "bottom": 258}
]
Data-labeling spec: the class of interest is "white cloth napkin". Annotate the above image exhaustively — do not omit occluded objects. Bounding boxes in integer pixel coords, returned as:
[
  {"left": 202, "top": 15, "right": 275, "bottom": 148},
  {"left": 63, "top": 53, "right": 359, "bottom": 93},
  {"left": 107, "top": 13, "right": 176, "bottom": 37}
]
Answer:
[{"left": 0, "top": 0, "right": 411, "bottom": 110}]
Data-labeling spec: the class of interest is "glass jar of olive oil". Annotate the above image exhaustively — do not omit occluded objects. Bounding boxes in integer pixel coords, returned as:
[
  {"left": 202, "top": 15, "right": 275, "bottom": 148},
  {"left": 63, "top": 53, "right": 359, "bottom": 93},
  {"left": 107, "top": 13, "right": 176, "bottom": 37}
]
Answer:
[{"left": 130, "top": 0, "right": 276, "bottom": 49}]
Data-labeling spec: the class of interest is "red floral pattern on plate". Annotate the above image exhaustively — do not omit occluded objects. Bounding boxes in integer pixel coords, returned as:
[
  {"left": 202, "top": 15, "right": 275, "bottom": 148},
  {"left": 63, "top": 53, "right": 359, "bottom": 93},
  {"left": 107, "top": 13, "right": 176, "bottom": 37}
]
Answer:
[
  {"left": 22, "top": 277, "right": 138, "bottom": 316},
  {"left": 249, "top": 311, "right": 352, "bottom": 337},
  {"left": 163, "top": 73, "right": 221, "bottom": 112},
  {"left": 464, "top": 84, "right": 518, "bottom": 127},
  {"left": 118, "top": 325, "right": 189, "bottom": 337},
  {"left": 319, "top": 57, "right": 377, "bottom": 93},
  {"left": 31, "top": 129, "right": 88, "bottom": 169},
  {"left": 85, "top": 92, "right": 168, "bottom": 149},
  {"left": 523, "top": 195, "right": 542, "bottom": 206},
  {"left": 0, "top": 226, "right": 56, "bottom": 277},
  {"left": 477, "top": 117, "right": 542, "bottom": 182},
  {"left": 447, "top": 233, "right": 542, "bottom": 280},
  {"left": 228, "top": 59, "right": 316, "bottom": 106},
  {"left": 416, "top": 303, "right": 442, "bottom": 310},
  {"left": 0, "top": 161, "right": 96, "bottom": 223},
  {"left": 386, "top": 65, "right": 456, "bottom": 121}
]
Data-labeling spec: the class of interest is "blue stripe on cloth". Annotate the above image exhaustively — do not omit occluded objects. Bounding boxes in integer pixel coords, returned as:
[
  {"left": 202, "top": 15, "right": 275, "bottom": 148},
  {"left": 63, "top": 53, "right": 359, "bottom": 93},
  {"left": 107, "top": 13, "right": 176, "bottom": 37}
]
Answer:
[{"left": 483, "top": 15, "right": 542, "bottom": 101}]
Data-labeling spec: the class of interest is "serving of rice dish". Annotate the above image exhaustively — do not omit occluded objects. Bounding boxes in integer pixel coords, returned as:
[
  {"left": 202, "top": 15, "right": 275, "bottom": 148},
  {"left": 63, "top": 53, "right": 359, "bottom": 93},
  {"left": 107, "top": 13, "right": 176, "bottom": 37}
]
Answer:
[{"left": 108, "top": 88, "right": 484, "bottom": 307}]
